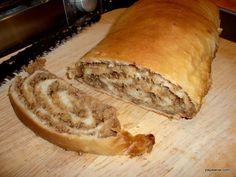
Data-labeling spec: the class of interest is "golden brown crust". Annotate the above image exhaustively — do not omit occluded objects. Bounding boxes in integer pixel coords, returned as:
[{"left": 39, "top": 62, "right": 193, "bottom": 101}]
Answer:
[
  {"left": 80, "top": 0, "right": 220, "bottom": 111},
  {"left": 8, "top": 69, "right": 155, "bottom": 156}
]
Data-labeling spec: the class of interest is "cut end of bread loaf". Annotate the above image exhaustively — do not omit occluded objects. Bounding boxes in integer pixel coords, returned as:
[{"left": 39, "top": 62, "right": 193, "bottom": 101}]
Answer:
[
  {"left": 9, "top": 68, "right": 154, "bottom": 156},
  {"left": 70, "top": 61, "right": 197, "bottom": 119},
  {"left": 67, "top": 0, "right": 220, "bottom": 119}
]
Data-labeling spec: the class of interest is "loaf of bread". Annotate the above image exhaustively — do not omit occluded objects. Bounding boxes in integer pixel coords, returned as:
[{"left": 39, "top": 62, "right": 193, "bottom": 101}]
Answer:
[
  {"left": 8, "top": 61, "right": 154, "bottom": 156},
  {"left": 68, "top": 0, "right": 220, "bottom": 119}
]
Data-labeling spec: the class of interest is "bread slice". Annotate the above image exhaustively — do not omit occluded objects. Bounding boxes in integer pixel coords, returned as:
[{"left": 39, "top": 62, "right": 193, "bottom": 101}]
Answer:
[
  {"left": 68, "top": 0, "right": 220, "bottom": 119},
  {"left": 8, "top": 63, "right": 154, "bottom": 156}
]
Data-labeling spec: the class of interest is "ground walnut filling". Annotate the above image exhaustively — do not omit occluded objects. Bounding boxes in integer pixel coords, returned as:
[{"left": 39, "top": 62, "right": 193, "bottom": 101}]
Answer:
[
  {"left": 14, "top": 71, "right": 121, "bottom": 138},
  {"left": 75, "top": 62, "right": 196, "bottom": 118}
]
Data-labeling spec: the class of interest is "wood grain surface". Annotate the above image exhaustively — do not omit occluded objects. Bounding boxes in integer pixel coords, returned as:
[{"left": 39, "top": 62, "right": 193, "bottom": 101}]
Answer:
[{"left": 0, "top": 9, "right": 236, "bottom": 177}]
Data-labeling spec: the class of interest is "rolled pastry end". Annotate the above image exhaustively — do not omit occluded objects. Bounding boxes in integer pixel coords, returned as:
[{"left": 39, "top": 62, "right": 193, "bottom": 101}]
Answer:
[
  {"left": 9, "top": 66, "right": 155, "bottom": 156},
  {"left": 70, "top": 61, "right": 197, "bottom": 119}
]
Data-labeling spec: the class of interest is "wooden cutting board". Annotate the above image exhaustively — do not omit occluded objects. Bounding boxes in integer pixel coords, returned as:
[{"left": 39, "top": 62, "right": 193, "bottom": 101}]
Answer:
[{"left": 0, "top": 9, "right": 236, "bottom": 177}]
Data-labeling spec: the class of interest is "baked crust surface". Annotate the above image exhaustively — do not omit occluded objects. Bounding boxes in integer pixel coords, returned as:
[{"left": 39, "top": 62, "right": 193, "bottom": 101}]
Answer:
[{"left": 71, "top": 0, "right": 220, "bottom": 118}]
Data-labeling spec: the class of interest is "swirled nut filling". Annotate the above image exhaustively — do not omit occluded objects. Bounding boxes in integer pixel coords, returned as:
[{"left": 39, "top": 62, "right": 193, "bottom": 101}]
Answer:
[
  {"left": 14, "top": 70, "right": 121, "bottom": 138},
  {"left": 74, "top": 62, "right": 196, "bottom": 118}
]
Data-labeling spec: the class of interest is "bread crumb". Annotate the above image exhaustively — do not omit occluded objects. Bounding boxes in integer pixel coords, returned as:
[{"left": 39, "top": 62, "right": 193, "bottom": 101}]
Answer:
[{"left": 23, "top": 58, "right": 46, "bottom": 74}]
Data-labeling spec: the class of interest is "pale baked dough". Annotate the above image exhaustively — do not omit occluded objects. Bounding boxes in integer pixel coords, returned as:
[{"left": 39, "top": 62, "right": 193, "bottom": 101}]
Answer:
[
  {"left": 69, "top": 0, "right": 220, "bottom": 119},
  {"left": 8, "top": 61, "right": 154, "bottom": 156}
]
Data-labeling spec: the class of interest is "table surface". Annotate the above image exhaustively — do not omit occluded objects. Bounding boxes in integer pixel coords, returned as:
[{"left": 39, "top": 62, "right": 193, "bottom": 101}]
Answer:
[{"left": 0, "top": 9, "right": 236, "bottom": 177}]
